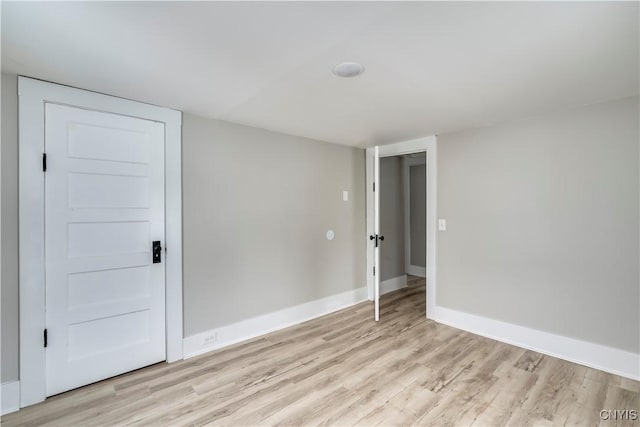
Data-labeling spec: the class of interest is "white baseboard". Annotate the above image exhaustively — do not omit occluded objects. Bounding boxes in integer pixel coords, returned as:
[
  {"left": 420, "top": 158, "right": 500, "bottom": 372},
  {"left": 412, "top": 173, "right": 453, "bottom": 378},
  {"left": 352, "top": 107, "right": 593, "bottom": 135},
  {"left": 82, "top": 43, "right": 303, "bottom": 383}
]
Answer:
[
  {"left": 380, "top": 275, "right": 408, "bottom": 295},
  {"left": 1, "top": 381, "right": 20, "bottom": 415},
  {"left": 406, "top": 265, "right": 426, "bottom": 278},
  {"left": 431, "top": 305, "right": 640, "bottom": 381},
  {"left": 184, "top": 286, "right": 368, "bottom": 359}
]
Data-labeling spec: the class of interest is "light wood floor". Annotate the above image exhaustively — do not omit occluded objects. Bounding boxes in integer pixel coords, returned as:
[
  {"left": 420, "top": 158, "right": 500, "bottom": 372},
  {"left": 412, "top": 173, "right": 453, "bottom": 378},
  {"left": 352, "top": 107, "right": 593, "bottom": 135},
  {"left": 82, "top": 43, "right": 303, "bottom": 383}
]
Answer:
[{"left": 3, "top": 276, "right": 639, "bottom": 426}]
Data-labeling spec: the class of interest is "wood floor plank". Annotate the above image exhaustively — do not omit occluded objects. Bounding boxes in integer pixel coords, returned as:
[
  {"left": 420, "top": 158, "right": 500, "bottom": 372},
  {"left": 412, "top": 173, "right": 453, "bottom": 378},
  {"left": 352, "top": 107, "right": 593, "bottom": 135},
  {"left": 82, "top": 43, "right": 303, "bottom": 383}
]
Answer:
[
  {"left": 387, "top": 380, "right": 440, "bottom": 419},
  {"left": 355, "top": 402, "right": 417, "bottom": 427},
  {"left": 3, "top": 276, "right": 638, "bottom": 427},
  {"left": 469, "top": 369, "right": 539, "bottom": 426},
  {"left": 514, "top": 349, "right": 545, "bottom": 373}
]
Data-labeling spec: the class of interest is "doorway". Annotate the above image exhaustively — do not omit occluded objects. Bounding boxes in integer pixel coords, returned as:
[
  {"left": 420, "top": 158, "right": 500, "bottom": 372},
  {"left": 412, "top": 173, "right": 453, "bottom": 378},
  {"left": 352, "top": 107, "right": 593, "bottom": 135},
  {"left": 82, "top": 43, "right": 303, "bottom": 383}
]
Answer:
[
  {"left": 18, "top": 77, "right": 183, "bottom": 407},
  {"left": 365, "top": 137, "right": 437, "bottom": 322},
  {"left": 377, "top": 154, "right": 426, "bottom": 314}
]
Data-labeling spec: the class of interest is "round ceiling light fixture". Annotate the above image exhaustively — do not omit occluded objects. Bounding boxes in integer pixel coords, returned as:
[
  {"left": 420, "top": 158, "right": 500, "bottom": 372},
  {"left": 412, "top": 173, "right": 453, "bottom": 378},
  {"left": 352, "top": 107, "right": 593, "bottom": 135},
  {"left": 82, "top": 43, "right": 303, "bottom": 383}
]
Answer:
[{"left": 332, "top": 62, "right": 365, "bottom": 78}]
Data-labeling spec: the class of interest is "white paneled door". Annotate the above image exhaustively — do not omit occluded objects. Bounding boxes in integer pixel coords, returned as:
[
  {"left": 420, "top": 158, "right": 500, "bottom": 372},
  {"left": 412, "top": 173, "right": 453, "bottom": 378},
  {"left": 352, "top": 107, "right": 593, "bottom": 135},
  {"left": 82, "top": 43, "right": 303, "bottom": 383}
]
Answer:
[
  {"left": 44, "top": 104, "right": 166, "bottom": 396},
  {"left": 373, "top": 146, "right": 381, "bottom": 322}
]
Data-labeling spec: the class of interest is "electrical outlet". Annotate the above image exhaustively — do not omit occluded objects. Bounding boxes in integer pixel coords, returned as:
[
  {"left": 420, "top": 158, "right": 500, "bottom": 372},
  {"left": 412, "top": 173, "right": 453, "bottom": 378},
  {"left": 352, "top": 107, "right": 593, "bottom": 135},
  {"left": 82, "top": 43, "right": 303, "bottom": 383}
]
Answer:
[
  {"left": 202, "top": 331, "right": 217, "bottom": 346},
  {"left": 438, "top": 219, "right": 447, "bottom": 231}
]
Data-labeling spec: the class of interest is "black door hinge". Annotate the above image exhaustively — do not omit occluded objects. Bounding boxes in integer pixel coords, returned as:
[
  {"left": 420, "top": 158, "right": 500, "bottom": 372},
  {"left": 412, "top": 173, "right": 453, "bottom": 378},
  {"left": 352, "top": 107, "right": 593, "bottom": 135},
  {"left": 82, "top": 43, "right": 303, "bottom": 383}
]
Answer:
[
  {"left": 42, "top": 153, "right": 47, "bottom": 172},
  {"left": 373, "top": 182, "right": 375, "bottom": 192},
  {"left": 373, "top": 266, "right": 376, "bottom": 276},
  {"left": 44, "top": 329, "right": 48, "bottom": 348}
]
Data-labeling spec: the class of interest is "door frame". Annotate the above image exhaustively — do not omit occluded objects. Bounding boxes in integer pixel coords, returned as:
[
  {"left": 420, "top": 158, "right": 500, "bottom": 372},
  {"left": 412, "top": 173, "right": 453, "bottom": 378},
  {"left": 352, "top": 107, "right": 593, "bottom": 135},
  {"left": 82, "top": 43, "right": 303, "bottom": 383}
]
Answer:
[
  {"left": 366, "top": 135, "right": 437, "bottom": 319},
  {"left": 18, "top": 77, "right": 183, "bottom": 408}
]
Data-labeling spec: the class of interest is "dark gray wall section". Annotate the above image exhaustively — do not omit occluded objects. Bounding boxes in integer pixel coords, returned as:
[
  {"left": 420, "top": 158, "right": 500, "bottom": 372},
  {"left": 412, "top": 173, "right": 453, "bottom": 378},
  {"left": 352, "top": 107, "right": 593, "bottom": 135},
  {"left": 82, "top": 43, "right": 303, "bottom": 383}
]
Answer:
[
  {"left": 2, "top": 73, "right": 19, "bottom": 383},
  {"left": 379, "top": 156, "right": 405, "bottom": 281},
  {"left": 437, "top": 96, "right": 639, "bottom": 353},
  {"left": 410, "top": 164, "right": 426, "bottom": 267}
]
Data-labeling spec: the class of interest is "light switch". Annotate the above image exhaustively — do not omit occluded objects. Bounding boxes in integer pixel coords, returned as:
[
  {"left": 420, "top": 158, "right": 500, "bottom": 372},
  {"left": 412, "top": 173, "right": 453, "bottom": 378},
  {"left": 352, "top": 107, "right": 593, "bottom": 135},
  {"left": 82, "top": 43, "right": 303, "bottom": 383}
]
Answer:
[
  {"left": 438, "top": 219, "right": 447, "bottom": 231},
  {"left": 343, "top": 191, "right": 349, "bottom": 201}
]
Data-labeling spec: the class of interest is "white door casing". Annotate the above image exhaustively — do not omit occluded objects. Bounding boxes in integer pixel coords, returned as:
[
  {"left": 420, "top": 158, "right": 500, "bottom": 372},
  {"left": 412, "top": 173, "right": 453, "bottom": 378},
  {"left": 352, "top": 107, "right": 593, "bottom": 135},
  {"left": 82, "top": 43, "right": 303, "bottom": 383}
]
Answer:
[
  {"left": 19, "top": 77, "right": 183, "bottom": 407},
  {"left": 44, "top": 104, "right": 166, "bottom": 396}
]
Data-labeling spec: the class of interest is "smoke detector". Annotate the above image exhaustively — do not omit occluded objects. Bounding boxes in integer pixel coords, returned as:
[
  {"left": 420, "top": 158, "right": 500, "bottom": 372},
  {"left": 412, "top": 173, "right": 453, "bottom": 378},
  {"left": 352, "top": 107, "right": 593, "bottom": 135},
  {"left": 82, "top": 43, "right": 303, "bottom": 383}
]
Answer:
[{"left": 332, "top": 62, "right": 365, "bottom": 78}]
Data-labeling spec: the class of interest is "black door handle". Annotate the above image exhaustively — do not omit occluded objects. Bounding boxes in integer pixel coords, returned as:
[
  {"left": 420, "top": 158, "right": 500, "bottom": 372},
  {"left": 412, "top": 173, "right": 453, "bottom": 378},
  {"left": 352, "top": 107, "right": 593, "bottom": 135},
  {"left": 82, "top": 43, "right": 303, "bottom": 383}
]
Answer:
[
  {"left": 369, "top": 234, "right": 384, "bottom": 247},
  {"left": 152, "top": 241, "right": 162, "bottom": 264}
]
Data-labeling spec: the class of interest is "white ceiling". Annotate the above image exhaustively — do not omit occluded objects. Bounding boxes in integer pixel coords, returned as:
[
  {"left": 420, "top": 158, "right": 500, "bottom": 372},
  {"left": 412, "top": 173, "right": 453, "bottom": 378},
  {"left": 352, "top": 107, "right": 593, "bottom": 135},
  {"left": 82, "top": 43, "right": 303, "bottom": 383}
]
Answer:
[{"left": 2, "top": 2, "right": 638, "bottom": 147}]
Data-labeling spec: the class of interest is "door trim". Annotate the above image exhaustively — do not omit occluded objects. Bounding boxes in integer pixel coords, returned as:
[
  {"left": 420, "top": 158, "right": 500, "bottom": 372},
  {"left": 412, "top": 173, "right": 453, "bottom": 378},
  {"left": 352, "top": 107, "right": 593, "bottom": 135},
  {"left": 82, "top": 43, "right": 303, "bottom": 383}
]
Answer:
[
  {"left": 365, "top": 135, "right": 437, "bottom": 320},
  {"left": 18, "top": 77, "right": 183, "bottom": 408}
]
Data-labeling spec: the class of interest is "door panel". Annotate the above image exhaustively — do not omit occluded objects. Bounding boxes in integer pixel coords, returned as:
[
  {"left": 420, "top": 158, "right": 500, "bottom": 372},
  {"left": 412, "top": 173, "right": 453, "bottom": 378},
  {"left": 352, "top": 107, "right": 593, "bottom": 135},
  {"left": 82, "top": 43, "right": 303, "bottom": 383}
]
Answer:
[
  {"left": 45, "top": 103, "right": 166, "bottom": 396},
  {"left": 68, "top": 122, "right": 151, "bottom": 163},
  {"left": 67, "top": 173, "right": 150, "bottom": 209},
  {"left": 67, "top": 267, "right": 150, "bottom": 309},
  {"left": 67, "top": 221, "right": 151, "bottom": 257},
  {"left": 67, "top": 311, "right": 151, "bottom": 360},
  {"left": 374, "top": 146, "right": 380, "bottom": 321}
]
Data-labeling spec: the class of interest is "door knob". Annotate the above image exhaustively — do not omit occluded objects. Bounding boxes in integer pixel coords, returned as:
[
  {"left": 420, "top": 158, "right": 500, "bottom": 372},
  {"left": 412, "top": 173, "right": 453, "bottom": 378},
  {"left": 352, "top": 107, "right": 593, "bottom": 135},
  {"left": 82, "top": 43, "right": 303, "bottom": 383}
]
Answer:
[{"left": 369, "top": 234, "right": 384, "bottom": 247}]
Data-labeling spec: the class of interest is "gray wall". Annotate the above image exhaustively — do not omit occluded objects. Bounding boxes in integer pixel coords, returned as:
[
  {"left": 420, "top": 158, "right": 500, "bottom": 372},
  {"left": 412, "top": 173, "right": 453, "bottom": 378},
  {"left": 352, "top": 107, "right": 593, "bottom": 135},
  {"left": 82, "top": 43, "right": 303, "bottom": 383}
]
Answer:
[
  {"left": 437, "top": 96, "right": 640, "bottom": 353},
  {"left": 182, "top": 113, "right": 366, "bottom": 335},
  {"left": 0, "top": 73, "right": 367, "bottom": 382},
  {"left": 409, "top": 164, "right": 426, "bottom": 268},
  {"left": 2, "top": 73, "right": 19, "bottom": 383},
  {"left": 379, "top": 156, "right": 405, "bottom": 281}
]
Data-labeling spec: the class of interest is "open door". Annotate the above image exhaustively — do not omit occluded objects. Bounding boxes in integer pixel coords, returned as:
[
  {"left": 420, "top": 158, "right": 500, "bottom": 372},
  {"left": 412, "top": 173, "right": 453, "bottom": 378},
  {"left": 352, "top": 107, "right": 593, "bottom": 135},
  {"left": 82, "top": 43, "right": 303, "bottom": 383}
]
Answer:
[
  {"left": 368, "top": 146, "right": 383, "bottom": 321},
  {"left": 366, "top": 136, "right": 436, "bottom": 324},
  {"left": 373, "top": 146, "right": 380, "bottom": 321}
]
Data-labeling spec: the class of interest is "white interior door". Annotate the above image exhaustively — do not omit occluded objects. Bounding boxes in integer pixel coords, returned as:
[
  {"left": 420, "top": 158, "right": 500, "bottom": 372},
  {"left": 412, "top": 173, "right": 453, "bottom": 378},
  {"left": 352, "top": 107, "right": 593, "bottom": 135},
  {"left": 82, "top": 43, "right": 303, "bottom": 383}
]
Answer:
[
  {"left": 44, "top": 103, "right": 166, "bottom": 396},
  {"left": 373, "top": 146, "right": 381, "bottom": 321}
]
